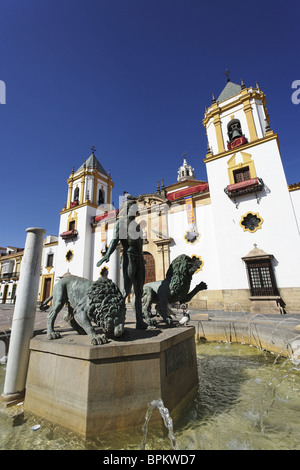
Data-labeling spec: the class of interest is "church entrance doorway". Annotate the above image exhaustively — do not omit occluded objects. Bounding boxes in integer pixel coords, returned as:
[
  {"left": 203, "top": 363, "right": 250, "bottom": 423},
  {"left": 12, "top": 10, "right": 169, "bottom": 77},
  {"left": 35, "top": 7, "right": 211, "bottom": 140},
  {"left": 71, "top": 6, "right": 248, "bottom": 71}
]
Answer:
[
  {"left": 2, "top": 285, "right": 8, "bottom": 303},
  {"left": 143, "top": 252, "right": 156, "bottom": 284},
  {"left": 42, "top": 277, "right": 52, "bottom": 302}
]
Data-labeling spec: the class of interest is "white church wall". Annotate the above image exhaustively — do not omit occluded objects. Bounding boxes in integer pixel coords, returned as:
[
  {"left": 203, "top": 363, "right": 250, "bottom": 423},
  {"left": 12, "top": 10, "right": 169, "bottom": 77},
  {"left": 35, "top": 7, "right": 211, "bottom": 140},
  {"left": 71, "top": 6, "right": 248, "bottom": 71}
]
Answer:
[
  {"left": 55, "top": 211, "right": 74, "bottom": 280},
  {"left": 206, "top": 137, "right": 300, "bottom": 293},
  {"left": 55, "top": 206, "right": 95, "bottom": 281},
  {"left": 289, "top": 189, "right": 300, "bottom": 232},
  {"left": 91, "top": 219, "right": 120, "bottom": 287},
  {"left": 167, "top": 202, "right": 222, "bottom": 292},
  {"left": 41, "top": 244, "right": 57, "bottom": 275}
]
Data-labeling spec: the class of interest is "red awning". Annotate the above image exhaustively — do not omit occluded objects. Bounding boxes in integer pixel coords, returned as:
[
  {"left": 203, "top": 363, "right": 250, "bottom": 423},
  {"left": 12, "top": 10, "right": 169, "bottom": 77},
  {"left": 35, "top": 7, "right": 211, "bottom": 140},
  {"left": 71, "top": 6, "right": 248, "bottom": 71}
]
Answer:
[
  {"left": 60, "top": 230, "right": 74, "bottom": 237},
  {"left": 226, "top": 178, "right": 258, "bottom": 192},
  {"left": 167, "top": 183, "right": 208, "bottom": 201},
  {"left": 94, "top": 209, "right": 118, "bottom": 223}
]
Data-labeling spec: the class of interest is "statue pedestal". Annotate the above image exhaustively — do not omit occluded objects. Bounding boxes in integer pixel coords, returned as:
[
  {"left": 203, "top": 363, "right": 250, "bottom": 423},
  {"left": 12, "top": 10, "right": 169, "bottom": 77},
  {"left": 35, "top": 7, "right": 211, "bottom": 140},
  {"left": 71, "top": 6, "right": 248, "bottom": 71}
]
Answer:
[{"left": 24, "top": 324, "right": 198, "bottom": 438}]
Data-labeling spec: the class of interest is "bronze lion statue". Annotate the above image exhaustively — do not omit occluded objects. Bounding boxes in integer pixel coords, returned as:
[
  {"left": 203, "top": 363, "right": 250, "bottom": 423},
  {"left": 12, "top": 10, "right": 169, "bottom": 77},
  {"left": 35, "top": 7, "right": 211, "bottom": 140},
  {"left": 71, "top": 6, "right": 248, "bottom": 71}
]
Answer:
[
  {"left": 40, "top": 274, "right": 126, "bottom": 345},
  {"left": 142, "top": 254, "right": 207, "bottom": 326}
]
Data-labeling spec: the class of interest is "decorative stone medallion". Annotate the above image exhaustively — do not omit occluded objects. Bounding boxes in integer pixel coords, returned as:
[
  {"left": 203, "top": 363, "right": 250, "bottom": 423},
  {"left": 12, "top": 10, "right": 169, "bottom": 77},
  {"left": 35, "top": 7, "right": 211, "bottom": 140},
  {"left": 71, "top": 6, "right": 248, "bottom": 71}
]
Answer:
[
  {"left": 240, "top": 212, "right": 263, "bottom": 233},
  {"left": 65, "top": 250, "right": 74, "bottom": 262}
]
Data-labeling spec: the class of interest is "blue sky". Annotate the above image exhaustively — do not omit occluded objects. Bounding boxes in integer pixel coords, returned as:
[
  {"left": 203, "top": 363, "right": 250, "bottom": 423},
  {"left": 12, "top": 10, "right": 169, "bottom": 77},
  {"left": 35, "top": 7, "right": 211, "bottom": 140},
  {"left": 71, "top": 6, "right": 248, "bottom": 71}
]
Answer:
[{"left": 1, "top": 0, "right": 299, "bottom": 248}]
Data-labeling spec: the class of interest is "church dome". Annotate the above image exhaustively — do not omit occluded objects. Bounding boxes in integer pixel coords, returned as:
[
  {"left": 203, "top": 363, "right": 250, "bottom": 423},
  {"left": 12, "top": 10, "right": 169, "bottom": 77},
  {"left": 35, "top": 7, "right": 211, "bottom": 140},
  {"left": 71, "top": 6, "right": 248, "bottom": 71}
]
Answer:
[{"left": 177, "top": 158, "right": 196, "bottom": 182}]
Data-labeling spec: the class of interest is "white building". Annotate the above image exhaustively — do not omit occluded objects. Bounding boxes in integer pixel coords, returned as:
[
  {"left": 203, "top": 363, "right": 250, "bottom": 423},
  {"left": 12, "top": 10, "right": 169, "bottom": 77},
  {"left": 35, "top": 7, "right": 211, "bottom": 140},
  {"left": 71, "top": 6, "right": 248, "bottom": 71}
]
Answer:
[
  {"left": 36, "top": 80, "right": 300, "bottom": 314},
  {"left": 0, "top": 247, "right": 24, "bottom": 304}
]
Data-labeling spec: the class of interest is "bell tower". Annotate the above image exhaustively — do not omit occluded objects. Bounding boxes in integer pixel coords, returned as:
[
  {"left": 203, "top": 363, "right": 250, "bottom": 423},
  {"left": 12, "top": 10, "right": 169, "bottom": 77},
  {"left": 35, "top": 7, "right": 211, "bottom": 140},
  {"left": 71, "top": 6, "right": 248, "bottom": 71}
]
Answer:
[
  {"left": 55, "top": 147, "right": 114, "bottom": 280},
  {"left": 203, "top": 76, "right": 277, "bottom": 209},
  {"left": 203, "top": 77, "right": 272, "bottom": 159},
  {"left": 202, "top": 75, "right": 300, "bottom": 310},
  {"left": 177, "top": 157, "right": 196, "bottom": 182}
]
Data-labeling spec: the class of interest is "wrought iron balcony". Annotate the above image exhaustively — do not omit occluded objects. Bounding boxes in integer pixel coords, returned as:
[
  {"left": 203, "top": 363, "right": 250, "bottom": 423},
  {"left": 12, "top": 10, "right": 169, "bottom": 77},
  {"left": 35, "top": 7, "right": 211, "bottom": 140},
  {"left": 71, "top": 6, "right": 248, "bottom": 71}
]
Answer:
[
  {"left": 0, "top": 272, "right": 20, "bottom": 282},
  {"left": 224, "top": 177, "right": 264, "bottom": 198},
  {"left": 60, "top": 229, "right": 78, "bottom": 240}
]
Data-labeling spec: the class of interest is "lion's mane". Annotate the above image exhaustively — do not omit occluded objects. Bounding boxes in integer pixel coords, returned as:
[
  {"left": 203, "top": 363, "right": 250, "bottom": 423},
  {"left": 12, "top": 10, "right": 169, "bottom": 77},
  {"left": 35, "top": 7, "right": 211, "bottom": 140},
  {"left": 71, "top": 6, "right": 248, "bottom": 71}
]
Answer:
[
  {"left": 84, "top": 278, "right": 126, "bottom": 328},
  {"left": 165, "top": 255, "right": 195, "bottom": 298}
]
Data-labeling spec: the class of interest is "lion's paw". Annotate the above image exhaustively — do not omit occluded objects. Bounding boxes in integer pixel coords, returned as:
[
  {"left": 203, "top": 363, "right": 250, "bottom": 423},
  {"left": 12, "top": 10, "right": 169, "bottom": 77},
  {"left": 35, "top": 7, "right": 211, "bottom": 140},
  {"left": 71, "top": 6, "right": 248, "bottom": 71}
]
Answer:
[
  {"left": 91, "top": 334, "right": 108, "bottom": 345},
  {"left": 199, "top": 281, "right": 207, "bottom": 290},
  {"left": 136, "top": 320, "right": 150, "bottom": 330},
  {"left": 165, "top": 317, "right": 173, "bottom": 327},
  {"left": 47, "top": 331, "right": 61, "bottom": 340}
]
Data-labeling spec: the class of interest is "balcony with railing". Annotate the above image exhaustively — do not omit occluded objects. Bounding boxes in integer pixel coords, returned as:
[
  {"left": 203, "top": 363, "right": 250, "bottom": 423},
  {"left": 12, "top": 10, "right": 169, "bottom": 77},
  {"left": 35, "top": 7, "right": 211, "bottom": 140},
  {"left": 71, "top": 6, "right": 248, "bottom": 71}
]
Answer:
[
  {"left": 0, "top": 271, "right": 20, "bottom": 282},
  {"left": 60, "top": 229, "right": 78, "bottom": 240}
]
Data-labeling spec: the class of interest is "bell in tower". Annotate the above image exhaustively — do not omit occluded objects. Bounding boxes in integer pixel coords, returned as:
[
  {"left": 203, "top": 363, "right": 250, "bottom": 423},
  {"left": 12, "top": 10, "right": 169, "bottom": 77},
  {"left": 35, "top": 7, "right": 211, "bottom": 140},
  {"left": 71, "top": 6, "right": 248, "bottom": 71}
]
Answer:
[
  {"left": 227, "top": 117, "right": 248, "bottom": 150},
  {"left": 227, "top": 118, "right": 243, "bottom": 142}
]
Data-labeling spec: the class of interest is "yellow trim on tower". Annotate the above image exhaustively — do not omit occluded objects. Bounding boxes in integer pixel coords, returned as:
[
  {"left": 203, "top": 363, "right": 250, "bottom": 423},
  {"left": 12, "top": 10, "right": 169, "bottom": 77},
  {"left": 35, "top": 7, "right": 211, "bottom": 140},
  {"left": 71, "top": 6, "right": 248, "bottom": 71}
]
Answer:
[
  {"left": 203, "top": 85, "right": 273, "bottom": 158},
  {"left": 68, "top": 210, "right": 78, "bottom": 231},
  {"left": 80, "top": 170, "right": 86, "bottom": 205},
  {"left": 107, "top": 175, "right": 114, "bottom": 205},
  {"left": 204, "top": 133, "right": 278, "bottom": 164},
  {"left": 227, "top": 152, "right": 257, "bottom": 185},
  {"left": 67, "top": 179, "right": 73, "bottom": 209},
  {"left": 288, "top": 182, "right": 300, "bottom": 192},
  {"left": 241, "top": 96, "right": 258, "bottom": 141},
  {"left": 93, "top": 170, "right": 98, "bottom": 205},
  {"left": 214, "top": 115, "right": 225, "bottom": 153}
]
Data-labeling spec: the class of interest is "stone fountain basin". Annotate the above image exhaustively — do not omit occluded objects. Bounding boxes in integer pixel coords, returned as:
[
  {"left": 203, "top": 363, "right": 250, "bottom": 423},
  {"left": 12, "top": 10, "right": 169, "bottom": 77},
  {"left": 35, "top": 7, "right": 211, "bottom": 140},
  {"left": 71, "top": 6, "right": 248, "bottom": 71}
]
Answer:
[
  {"left": 191, "top": 312, "right": 300, "bottom": 360},
  {"left": 24, "top": 323, "right": 198, "bottom": 438}
]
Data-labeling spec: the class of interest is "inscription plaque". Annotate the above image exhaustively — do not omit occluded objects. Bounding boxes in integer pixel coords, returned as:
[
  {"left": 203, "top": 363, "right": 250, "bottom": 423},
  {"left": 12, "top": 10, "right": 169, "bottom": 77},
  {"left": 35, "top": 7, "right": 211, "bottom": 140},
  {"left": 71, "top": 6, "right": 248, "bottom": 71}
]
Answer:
[{"left": 165, "top": 339, "right": 194, "bottom": 376}]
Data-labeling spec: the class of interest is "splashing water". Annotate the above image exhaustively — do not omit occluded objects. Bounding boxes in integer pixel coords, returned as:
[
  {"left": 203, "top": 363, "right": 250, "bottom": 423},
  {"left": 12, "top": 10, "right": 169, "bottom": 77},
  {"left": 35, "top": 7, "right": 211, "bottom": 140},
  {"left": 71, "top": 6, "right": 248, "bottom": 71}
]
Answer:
[
  {"left": 1, "top": 342, "right": 300, "bottom": 450},
  {"left": 141, "top": 398, "right": 179, "bottom": 450}
]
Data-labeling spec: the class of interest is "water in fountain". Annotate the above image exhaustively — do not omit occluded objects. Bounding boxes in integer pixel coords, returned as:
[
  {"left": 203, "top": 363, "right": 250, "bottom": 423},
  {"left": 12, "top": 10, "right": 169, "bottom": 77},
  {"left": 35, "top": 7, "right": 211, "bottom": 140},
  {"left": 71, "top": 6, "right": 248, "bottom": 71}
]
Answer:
[
  {"left": 177, "top": 342, "right": 300, "bottom": 450},
  {"left": 140, "top": 398, "right": 178, "bottom": 450},
  {"left": 1, "top": 341, "right": 300, "bottom": 450}
]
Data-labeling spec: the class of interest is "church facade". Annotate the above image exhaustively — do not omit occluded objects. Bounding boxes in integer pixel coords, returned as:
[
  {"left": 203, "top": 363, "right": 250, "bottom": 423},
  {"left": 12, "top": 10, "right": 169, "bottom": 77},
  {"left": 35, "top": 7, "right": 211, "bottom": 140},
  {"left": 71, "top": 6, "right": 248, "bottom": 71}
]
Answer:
[{"left": 11, "top": 79, "right": 300, "bottom": 314}]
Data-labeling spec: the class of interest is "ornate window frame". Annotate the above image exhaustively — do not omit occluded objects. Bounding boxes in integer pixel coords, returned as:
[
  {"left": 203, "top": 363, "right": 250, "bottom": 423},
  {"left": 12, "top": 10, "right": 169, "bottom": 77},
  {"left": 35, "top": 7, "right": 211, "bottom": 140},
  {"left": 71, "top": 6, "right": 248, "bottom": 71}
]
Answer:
[
  {"left": 60, "top": 211, "right": 78, "bottom": 240},
  {"left": 184, "top": 229, "right": 200, "bottom": 244},
  {"left": 191, "top": 255, "right": 204, "bottom": 273},
  {"left": 65, "top": 250, "right": 74, "bottom": 262},
  {"left": 68, "top": 210, "right": 78, "bottom": 231},
  {"left": 100, "top": 266, "right": 109, "bottom": 278},
  {"left": 227, "top": 152, "right": 257, "bottom": 185},
  {"left": 242, "top": 245, "right": 279, "bottom": 297},
  {"left": 225, "top": 152, "right": 264, "bottom": 204},
  {"left": 240, "top": 212, "right": 263, "bottom": 233}
]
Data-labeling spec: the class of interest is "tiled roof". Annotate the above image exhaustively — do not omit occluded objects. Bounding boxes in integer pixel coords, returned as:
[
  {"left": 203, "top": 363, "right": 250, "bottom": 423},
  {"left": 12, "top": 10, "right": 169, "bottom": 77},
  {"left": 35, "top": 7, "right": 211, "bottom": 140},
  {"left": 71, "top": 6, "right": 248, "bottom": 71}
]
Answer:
[
  {"left": 217, "top": 81, "right": 241, "bottom": 103},
  {"left": 76, "top": 153, "right": 108, "bottom": 176}
]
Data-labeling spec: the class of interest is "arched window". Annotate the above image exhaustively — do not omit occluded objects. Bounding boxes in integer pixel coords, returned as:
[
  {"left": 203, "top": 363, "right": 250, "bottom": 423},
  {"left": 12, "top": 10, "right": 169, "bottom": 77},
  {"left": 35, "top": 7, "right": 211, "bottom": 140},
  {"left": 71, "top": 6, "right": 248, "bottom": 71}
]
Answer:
[
  {"left": 227, "top": 118, "right": 243, "bottom": 142},
  {"left": 98, "top": 188, "right": 105, "bottom": 205},
  {"left": 74, "top": 187, "right": 80, "bottom": 202}
]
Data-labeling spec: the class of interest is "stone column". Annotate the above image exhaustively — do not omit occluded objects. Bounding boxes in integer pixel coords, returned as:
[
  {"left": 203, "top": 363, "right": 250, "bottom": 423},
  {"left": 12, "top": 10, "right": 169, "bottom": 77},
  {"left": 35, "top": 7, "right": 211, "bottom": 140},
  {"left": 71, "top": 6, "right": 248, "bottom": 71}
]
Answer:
[{"left": 1, "top": 227, "right": 45, "bottom": 404}]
